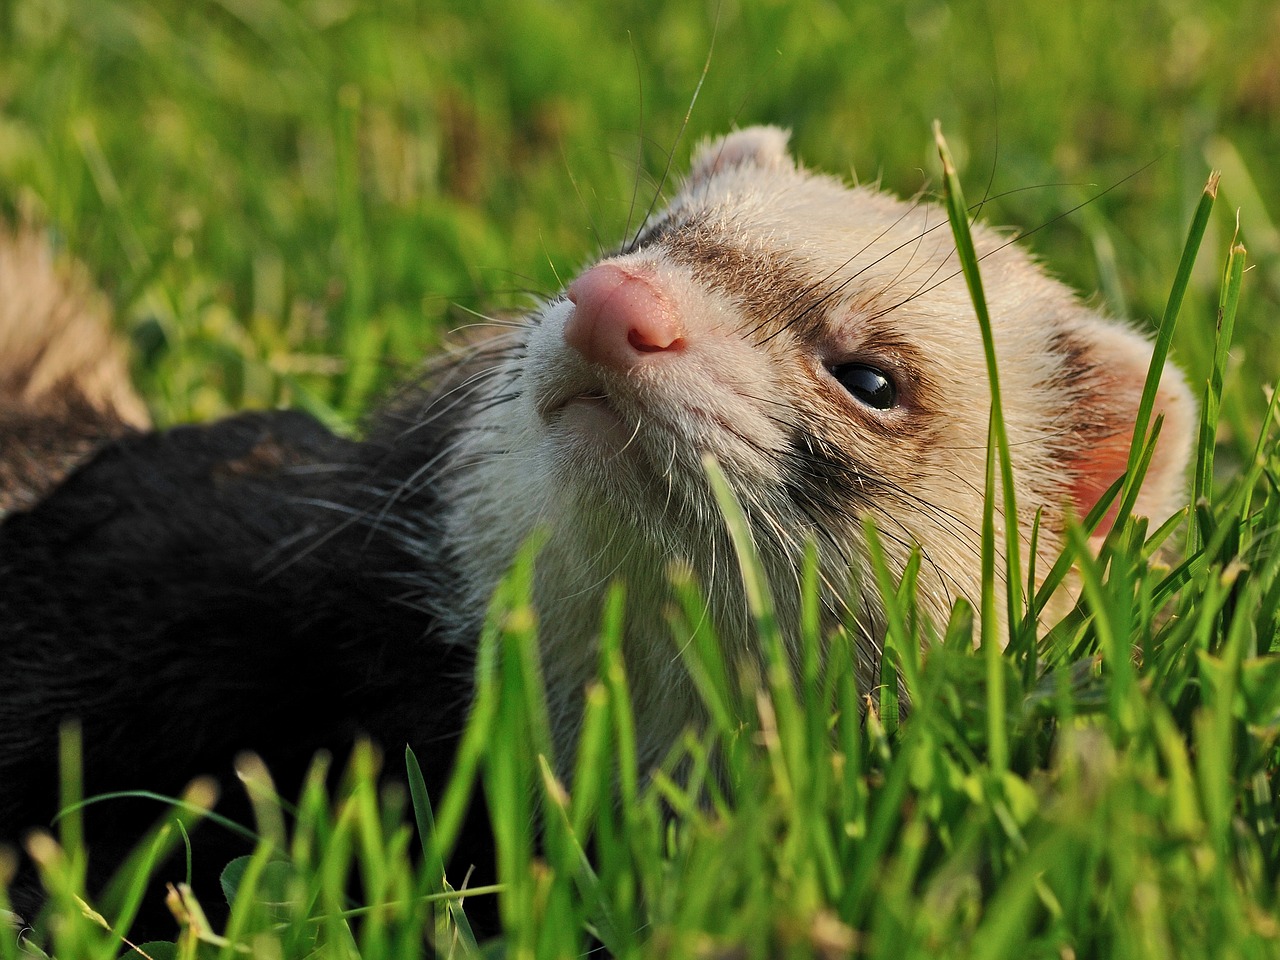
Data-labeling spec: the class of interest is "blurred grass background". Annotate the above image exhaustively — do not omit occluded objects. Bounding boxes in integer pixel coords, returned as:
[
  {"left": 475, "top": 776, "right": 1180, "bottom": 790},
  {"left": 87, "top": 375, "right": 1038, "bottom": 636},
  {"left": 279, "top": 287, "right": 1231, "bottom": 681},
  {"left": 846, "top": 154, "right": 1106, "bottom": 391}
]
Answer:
[{"left": 1, "top": 0, "right": 1277, "bottom": 436}]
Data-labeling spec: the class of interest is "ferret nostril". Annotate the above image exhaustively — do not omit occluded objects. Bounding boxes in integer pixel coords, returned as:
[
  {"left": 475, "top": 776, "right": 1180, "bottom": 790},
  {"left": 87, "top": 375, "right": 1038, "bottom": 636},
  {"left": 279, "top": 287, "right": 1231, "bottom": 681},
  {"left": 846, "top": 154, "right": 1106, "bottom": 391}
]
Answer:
[{"left": 627, "top": 327, "right": 683, "bottom": 354}]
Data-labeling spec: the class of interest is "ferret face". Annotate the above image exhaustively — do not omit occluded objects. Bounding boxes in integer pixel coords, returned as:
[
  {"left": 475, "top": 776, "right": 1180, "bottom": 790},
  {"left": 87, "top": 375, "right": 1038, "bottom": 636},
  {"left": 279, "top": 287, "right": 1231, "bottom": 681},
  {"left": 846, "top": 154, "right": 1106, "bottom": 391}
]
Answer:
[{"left": 443, "top": 126, "right": 1193, "bottom": 762}]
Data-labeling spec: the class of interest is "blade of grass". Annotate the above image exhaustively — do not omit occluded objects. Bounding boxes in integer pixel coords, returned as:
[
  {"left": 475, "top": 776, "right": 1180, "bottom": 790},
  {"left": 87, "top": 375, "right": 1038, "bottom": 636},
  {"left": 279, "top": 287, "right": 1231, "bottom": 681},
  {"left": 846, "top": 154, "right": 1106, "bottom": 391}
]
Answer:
[
  {"left": 1115, "top": 172, "right": 1218, "bottom": 534},
  {"left": 1190, "top": 235, "right": 1247, "bottom": 554},
  {"left": 934, "top": 122, "right": 1023, "bottom": 656}
]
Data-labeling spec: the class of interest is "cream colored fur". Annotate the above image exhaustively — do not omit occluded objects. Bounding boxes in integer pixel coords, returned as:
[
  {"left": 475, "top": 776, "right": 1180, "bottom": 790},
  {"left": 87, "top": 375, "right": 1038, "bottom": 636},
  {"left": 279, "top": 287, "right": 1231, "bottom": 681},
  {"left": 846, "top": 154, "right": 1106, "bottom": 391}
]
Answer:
[{"left": 443, "top": 127, "right": 1195, "bottom": 770}]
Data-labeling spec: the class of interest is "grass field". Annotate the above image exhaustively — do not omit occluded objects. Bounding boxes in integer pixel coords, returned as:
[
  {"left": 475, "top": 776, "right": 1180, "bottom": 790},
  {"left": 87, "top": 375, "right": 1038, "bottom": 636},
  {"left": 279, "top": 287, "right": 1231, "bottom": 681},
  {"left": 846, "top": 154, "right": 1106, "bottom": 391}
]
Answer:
[{"left": 3, "top": 0, "right": 1280, "bottom": 957}]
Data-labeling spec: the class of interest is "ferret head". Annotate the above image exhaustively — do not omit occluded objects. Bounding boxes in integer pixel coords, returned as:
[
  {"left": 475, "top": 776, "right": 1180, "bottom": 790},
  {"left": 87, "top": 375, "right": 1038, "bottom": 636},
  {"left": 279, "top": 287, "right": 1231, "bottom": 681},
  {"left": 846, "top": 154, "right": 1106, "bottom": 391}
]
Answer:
[{"left": 442, "top": 126, "right": 1194, "bottom": 764}]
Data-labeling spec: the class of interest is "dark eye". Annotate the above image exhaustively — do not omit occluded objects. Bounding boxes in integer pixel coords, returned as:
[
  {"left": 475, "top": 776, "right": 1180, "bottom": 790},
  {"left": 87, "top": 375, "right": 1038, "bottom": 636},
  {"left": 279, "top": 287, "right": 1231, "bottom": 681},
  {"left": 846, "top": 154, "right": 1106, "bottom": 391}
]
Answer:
[{"left": 829, "top": 363, "right": 897, "bottom": 410}]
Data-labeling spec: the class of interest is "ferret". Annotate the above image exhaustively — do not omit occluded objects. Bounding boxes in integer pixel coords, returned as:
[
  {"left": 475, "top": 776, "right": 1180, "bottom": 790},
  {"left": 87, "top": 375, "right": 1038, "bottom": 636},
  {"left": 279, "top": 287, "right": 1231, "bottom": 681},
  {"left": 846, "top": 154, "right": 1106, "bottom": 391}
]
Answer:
[{"left": 0, "top": 127, "right": 1194, "bottom": 933}]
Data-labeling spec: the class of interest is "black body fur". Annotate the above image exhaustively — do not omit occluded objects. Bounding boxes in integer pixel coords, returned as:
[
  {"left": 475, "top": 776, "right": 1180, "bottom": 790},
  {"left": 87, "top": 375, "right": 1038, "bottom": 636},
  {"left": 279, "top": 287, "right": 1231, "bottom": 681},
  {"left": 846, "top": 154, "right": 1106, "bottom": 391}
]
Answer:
[{"left": 0, "top": 407, "right": 490, "bottom": 934}]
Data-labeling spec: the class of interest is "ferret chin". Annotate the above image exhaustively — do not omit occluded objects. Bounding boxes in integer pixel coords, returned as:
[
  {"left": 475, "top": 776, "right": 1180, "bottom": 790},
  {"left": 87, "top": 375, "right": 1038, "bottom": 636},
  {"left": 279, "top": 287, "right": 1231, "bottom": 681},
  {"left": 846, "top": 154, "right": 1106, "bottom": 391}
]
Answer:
[{"left": 0, "top": 126, "right": 1193, "bottom": 932}]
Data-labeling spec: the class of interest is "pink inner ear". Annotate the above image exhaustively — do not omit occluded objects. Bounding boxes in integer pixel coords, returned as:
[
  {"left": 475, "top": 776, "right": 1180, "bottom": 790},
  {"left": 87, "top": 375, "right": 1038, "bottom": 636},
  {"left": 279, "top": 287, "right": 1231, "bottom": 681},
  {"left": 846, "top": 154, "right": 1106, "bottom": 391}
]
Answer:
[{"left": 1070, "top": 435, "right": 1132, "bottom": 534}]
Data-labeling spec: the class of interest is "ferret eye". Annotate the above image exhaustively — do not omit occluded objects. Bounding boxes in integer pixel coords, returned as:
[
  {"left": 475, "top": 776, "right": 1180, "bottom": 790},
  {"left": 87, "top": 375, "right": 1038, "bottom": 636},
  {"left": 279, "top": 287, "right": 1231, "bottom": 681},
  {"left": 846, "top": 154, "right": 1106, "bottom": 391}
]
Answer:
[{"left": 830, "top": 363, "right": 897, "bottom": 410}]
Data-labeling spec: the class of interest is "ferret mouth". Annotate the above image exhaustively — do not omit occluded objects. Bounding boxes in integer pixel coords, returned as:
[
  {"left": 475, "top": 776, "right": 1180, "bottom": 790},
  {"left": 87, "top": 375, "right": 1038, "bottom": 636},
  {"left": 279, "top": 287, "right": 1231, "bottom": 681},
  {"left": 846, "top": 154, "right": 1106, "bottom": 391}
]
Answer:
[
  {"left": 540, "top": 386, "right": 612, "bottom": 421},
  {"left": 544, "top": 392, "right": 632, "bottom": 437},
  {"left": 537, "top": 369, "right": 631, "bottom": 423},
  {"left": 537, "top": 382, "right": 662, "bottom": 467}
]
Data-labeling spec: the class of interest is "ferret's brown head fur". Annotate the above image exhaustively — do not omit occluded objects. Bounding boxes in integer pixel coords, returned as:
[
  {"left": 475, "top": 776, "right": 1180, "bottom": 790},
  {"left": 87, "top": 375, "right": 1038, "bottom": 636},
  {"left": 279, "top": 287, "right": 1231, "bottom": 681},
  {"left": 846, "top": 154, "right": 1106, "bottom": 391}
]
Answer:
[{"left": 442, "top": 127, "right": 1195, "bottom": 765}]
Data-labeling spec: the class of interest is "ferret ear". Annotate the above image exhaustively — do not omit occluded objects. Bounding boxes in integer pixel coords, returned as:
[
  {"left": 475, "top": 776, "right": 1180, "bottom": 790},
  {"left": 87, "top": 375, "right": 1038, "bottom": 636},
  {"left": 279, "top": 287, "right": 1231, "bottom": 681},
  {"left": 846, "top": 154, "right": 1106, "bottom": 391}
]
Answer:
[
  {"left": 1053, "top": 316, "right": 1195, "bottom": 535},
  {"left": 686, "top": 126, "right": 795, "bottom": 187}
]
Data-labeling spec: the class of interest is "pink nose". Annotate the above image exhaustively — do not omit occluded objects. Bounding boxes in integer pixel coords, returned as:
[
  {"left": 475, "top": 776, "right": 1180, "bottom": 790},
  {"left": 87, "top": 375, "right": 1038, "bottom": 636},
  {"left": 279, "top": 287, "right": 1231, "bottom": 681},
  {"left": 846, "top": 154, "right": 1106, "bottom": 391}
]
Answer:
[{"left": 563, "top": 264, "right": 685, "bottom": 371}]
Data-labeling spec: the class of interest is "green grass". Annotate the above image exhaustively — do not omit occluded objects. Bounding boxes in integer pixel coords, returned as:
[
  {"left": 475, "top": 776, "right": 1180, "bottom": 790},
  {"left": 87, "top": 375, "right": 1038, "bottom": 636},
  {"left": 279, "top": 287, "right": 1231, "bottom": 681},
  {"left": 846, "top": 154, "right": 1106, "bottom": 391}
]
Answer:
[{"left": 4, "top": 0, "right": 1280, "bottom": 957}]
